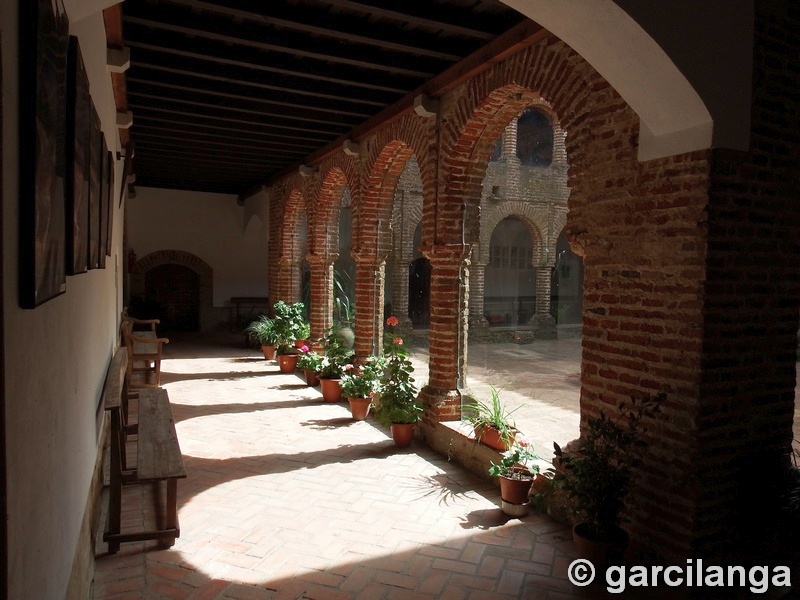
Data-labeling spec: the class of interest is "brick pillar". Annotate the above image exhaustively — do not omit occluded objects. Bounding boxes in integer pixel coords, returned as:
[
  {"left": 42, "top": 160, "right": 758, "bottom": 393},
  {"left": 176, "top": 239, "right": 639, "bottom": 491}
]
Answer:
[
  {"left": 275, "top": 256, "right": 303, "bottom": 305},
  {"left": 353, "top": 252, "right": 385, "bottom": 359},
  {"left": 389, "top": 255, "right": 412, "bottom": 330},
  {"left": 532, "top": 265, "right": 556, "bottom": 339},
  {"left": 468, "top": 259, "right": 489, "bottom": 329},
  {"left": 306, "top": 254, "right": 335, "bottom": 340},
  {"left": 417, "top": 244, "right": 470, "bottom": 428}
]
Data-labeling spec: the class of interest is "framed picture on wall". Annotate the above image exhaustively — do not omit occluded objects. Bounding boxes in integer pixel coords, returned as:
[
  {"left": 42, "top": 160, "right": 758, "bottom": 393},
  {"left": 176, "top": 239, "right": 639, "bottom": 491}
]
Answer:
[
  {"left": 19, "top": 0, "right": 70, "bottom": 307},
  {"left": 99, "top": 136, "right": 110, "bottom": 268},
  {"left": 88, "top": 107, "right": 102, "bottom": 270},
  {"left": 65, "top": 35, "right": 90, "bottom": 276},
  {"left": 105, "top": 150, "right": 115, "bottom": 256}
]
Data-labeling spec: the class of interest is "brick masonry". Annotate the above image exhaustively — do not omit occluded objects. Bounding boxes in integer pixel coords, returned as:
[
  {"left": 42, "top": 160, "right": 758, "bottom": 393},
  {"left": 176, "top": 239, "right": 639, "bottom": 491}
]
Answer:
[{"left": 265, "top": 12, "right": 799, "bottom": 563}]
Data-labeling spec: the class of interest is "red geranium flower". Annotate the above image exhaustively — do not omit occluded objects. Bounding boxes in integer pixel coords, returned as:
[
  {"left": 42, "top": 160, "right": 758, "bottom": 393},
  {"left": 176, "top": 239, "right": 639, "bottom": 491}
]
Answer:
[{"left": 386, "top": 315, "right": 399, "bottom": 327}]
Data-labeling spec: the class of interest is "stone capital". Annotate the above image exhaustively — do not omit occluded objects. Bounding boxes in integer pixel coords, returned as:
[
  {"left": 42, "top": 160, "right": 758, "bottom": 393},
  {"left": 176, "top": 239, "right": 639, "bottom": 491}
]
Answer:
[
  {"left": 305, "top": 252, "right": 338, "bottom": 268},
  {"left": 419, "top": 243, "right": 472, "bottom": 265}
]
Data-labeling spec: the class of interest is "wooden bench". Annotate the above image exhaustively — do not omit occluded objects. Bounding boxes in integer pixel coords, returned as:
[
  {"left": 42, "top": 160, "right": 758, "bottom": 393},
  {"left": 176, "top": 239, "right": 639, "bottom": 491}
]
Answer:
[
  {"left": 121, "top": 319, "right": 169, "bottom": 392},
  {"left": 102, "top": 348, "right": 186, "bottom": 553}
]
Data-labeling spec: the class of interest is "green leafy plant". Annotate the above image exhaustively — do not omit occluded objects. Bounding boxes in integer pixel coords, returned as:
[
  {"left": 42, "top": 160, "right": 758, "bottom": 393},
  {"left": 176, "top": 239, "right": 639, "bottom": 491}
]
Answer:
[
  {"left": 374, "top": 317, "right": 421, "bottom": 426},
  {"left": 271, "top": 301, "right": 309, "bottom": 354},
  {"left": 488, "top": 435, "right": 541, "bottom": 480},
  {"left": 333, "top": 269, "right": 355, "bottom": 327},
  {"left": 316, "top": 328, "right": 355, "bottom": 378},
  {"left": 245, "top": 315, "right": 278, "bottom": 346},
  {"left": 551, "top": 393, "right": 663, "bottom": 541},
  {"left": 340, "top": 355, "right": 385, "bottom": 399},
  {"left": 464, "top": 387, "right": 518, "bottom": 448},
  {"left": 296, "top": 345, "right": 324, "bottom": 372}
]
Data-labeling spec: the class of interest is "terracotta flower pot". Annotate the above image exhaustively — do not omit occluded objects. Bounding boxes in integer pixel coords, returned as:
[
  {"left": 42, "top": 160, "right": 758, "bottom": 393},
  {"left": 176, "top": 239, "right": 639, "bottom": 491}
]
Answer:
[
  {"left": 348, "top": 397, "right": 371, "bottom": 420},
  {"left": 475, "top": 425, "right": 514, "bottom": 451},
  {"left": 277, "top": 354, "right": 298, "bottom": 373},
  {"left": 261, "top": 345, "right": 276, "bottom": 360},
  {"left": 572, "top": 522, "right": 629, "bottom": 567},
  {"left": 390, "top": 423, "right": 415, "bottom": 448},
  {"left": 498, "top": 468, "right": 534, "bottom": 505},
  {"left": 304, "top": 369, "right": 319, "bottom": 387},
  {"left": 294, "top": 339, "right": 307, "bottom": 349},
  {"left": 319, "top": 378, "right": 343, "bottom": 402}
]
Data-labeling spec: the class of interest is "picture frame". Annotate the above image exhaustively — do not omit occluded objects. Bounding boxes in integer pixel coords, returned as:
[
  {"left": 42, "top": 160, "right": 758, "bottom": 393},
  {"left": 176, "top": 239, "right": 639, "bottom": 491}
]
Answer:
[
  {"left": 99, "top": 136, "right": 109, "bottom": 268},
  {"left": 19, "top": 0, "right": 70, "bottom": 307},
  {"left": 88, "top": 107, "right": 102, "bottom": 270},
  {"left": 105, "top": 150, "right": 115, "bottom": 257},
  {"left": 65, "top": 35, "right": 90, "bottom": 276}
]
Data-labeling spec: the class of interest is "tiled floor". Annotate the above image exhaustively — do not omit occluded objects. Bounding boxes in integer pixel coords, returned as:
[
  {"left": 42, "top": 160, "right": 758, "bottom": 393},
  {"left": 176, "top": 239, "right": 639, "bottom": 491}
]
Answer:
[
  {"left": 93, "top": 333, "right": 587, "bottom": 599},
  {"left": 93, "top": 332, "right": 799, "bottom": 599}
]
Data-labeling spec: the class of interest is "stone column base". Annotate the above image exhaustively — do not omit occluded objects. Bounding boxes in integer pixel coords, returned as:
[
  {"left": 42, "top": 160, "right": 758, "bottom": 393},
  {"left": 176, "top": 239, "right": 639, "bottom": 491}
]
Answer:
[{"left": 531, "top": 313, "right": 557, "bottom": 340}]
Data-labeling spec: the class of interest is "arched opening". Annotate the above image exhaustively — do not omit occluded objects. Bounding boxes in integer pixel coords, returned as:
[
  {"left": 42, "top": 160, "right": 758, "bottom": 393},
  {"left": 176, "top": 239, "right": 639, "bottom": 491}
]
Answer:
[
  {"left": 517, "top": 108, "right": 553, "bottom": 167},
  {"left": 551, "top": 228, "right": 583, "bottom": 329},
  {"left": 408, "top": 223, "right": 430, "bottom": 329},
  {"left": 484, "top": 216, "right": 536, "bottom": 327},
  {"left": 333, "top": 187, "right": 355, "bottom": 328},
  {"left": 144, "top": 264, "right": 200, "bottom": 331}
]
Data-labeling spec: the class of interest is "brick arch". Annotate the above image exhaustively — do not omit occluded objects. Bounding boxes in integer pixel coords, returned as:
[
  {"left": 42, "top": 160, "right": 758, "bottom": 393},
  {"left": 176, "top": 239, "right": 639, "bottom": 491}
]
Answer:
[
  {"left": 130, "top": 250, "right": 214, "bottom": 331},
  {"left": 363, "top": 115, "right": 437, "bottom": 247},
  {"left": 310, "top": 167, "right": 348, "bottom": 258},
  {"left": 481, "top": 204, "right": 546, "bottom": 266}
]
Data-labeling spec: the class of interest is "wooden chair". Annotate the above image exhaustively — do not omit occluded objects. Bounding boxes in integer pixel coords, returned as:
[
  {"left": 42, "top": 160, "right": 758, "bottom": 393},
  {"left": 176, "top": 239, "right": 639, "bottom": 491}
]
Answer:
[{"left": 121, "top": 319, "right": 169, "bottom": 392}]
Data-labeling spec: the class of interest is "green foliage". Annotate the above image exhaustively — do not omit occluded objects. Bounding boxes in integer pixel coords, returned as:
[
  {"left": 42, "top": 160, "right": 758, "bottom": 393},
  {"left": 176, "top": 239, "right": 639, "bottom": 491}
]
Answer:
[
  {"left": 488, "top": 438, "right": 541, "bottom": 479},
  {"left": 333, "top": 269, "right": 355, "bottom": 327},
  {"left": 317, "top": 328, "right": 355, "bottom": 379},
  {"left": 339, "top": 355, "right": 385, "bottom": 398},
  {"left": 296, "top": 349, "right": 324, "bottom": 372},
  {"left": 271, "top": 301, "right": 309, "bottom": 354},
  {"left": 374, "top": 328, "right": 421, "bottom": 426},
  {"left": 245, "top": 315, "right": 278, "bottom": 346},
  {"left": 551, "top": 393, "right": 663, "bottom": 540},
  {"left": 464, "top": 387, "right": 518, "bottom": 448}
]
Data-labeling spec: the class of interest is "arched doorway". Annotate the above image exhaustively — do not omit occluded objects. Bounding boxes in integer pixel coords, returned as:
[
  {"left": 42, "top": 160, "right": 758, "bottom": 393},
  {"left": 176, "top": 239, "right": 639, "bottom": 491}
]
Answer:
[
  {"left": 408, "top": 223, "right": 430, "bottom": 328},
  {"left": 484, "top": 216, "right": 536, "bottom": 327},
  {"left": 144, "top": 264, "right": 200, "bottom": 331},
  {"left": 551, "top": 228, "right": 583, "bottom": 328}
]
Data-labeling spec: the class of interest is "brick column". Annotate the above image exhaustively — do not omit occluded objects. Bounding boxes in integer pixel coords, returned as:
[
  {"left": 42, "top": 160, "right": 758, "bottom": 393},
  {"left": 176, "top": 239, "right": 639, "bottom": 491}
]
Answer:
[
  {"left": 274, "top": 256, "right": 303, "bottom": 306},
  {"left": 468, "top": 259, "right": 489, "bottom": 329},
  {"left": 417, "top": 244, "right": 470, "bottom": 427},
  {"left": 306, "top": 254, "right": 336, "bottom": 341},
  {"left": 353, "top": 251, "right": 385, "bottom": 359},
  {"left": 389, "top": 255, "right": 412, "bottom": 329},
  {"left": 532, "top": 265, "right": 556, "bottom": 339}
]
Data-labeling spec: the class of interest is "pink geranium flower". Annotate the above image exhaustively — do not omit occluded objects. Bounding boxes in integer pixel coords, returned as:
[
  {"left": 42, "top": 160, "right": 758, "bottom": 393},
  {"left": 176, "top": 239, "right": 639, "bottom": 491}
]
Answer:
[
  {"left": 300, "top": 345, "right": 309, "bottom": 353},
  {"left": 393, "top": 337, "right": 403, "bottom": 346}
]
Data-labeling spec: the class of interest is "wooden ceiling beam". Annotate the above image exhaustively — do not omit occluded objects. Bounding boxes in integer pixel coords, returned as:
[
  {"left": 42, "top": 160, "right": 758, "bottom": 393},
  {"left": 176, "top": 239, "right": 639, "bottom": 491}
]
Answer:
[
  {"left": 127, "top": 77, "right": 372, "bottom": 120},
  {"left": 134, "top": 132, "right": 310, "bottom": 158},
  {"left": 274, "top": 20, "right": 549, "bottom": 181},
  {"left": 126, "top": 41, "right": 409, "bottom": 95},
  {"left": 133, "top": 60, "right": 386, "bottom": 108},
  {"left": 135, "top": 124, "right": 320, "bottom": 152},
  {"left": 124, "top": 15, "right": 435, "bottom": 79},
  {"left": 166, "top": 0, "right": 464, "bottom": 61}
]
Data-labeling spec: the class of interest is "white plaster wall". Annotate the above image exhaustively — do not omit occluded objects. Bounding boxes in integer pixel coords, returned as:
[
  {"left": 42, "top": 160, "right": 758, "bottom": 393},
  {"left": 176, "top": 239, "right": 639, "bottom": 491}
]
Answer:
[
  {"left": 1, "top": 4, "right": 124, "bottom": 597},
  {"left": 127, "top": 187, "right": 270, "bottom": 305}
]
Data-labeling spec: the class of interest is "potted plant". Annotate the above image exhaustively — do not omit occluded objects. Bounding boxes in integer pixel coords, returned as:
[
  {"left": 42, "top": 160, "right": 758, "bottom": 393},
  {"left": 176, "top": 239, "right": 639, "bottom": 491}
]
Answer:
[
  {"left": 245, "top": 315, "right": 278, "bottom": 360},
  {"left": 296, "top": 345, "right": 324, "bottom": 386},
  {"left": 340, "top": 355, "right": 385, "bottom": 420},
  {"left": 551, "top": 393, "right": 662, "bottom": 566},
  {"left": 464, "top": 386, "right": 518, "bottom": 451},
  {"left": 271, "top": 301, "right": 307, "bottom": 372},
  {"left": 316, "top": 328, "right": 355, "bottom": 402},
  {"left": 374, "top": 317, "right": 421, "bottom": 447},
  {"left": 488, "top": 435, "right": 540, "bottom": 516}
]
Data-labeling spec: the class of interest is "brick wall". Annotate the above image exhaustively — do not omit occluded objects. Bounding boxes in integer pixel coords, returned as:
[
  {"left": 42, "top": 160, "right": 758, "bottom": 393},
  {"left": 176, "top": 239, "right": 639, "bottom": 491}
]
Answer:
[{"left": 263, "top": 26, "right": 797, "bottom": 561}]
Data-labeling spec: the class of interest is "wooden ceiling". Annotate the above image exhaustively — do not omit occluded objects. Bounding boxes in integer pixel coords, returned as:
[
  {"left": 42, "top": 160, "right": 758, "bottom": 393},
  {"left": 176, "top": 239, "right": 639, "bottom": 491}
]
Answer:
[{"left": 108, "top": 0, "right": 543, "bottom": 196}]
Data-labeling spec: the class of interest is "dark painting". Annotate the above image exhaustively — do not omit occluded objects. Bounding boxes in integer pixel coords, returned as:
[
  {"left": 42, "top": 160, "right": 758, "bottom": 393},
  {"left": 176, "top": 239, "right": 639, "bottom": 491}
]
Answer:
[
  {"left": 19, "top": 0, "right": 69, "bottom": 307},
  {"left": 88, "top": 108, "right": 102, "bottom": 270},
  {"left": 65, "top": 36, "right": 90, "bottom": 275},
  {"left": 105, "top": 150, "right": 115, "bottom": 256},
  {"left": 99, "top": 137, "right": 109, "bottom": 268}
]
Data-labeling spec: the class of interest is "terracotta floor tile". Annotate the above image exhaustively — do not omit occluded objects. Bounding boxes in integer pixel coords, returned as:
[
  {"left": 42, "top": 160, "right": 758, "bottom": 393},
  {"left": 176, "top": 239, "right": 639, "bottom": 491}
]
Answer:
[{"left": 93, "top": 333, "right": 589, "bottom": 599}]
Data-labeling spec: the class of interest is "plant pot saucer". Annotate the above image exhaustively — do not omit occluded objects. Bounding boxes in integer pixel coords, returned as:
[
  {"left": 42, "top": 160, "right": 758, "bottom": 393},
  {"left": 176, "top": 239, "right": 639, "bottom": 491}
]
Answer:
[{"left": 501, "top": 500, "right": 529, "bottom": 518}]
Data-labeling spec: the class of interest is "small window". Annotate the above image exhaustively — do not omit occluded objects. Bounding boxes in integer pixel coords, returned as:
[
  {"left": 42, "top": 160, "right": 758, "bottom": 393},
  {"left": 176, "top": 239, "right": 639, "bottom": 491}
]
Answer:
[{"left": 517, "top": 109, "right": 553, "bottom": 167}]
